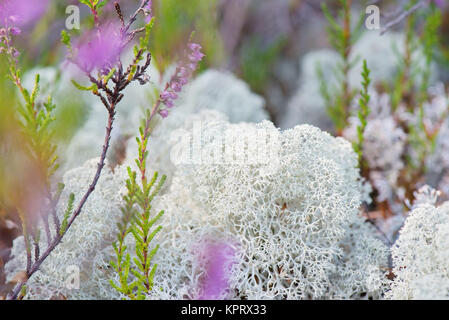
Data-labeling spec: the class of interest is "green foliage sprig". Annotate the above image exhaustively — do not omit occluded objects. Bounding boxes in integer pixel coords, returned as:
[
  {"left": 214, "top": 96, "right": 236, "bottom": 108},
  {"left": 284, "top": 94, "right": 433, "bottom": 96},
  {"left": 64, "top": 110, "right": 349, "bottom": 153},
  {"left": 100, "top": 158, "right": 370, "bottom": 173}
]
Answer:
[
  {"left": 240, "top": 37, "right": 286, "bottom": 93},
  {"left": 353, "top": 60, "right": 371, "bottom": 167},
  {"left": 390, "top": 11, "right": 418, "bottom": 112},
  {"left": 419, "top": 5, "right": 441, "bottom": 107},
  {"left": 60, "top": 193, "right": 75, "bottom": 236},
  {"left": 16, "top": 75, "right": 59, "bottom": 182},
  {"left": 109, "top": 167, "right": 138, "bottom": 298},
  {"left": 319, "top": 0, "right": 364, "bottom": 133},
  {"left": 129, "top": 170, "right": 165, "bottom": 298},
  {"left": 2, "top": 41, "right": 59, "bottom": 187},
  {"left": 78, "top": 0, "right": 108, "bottom": 27},
  {"left": 109, "top": 3, "right": 206, "bottom": 299},
  {"left": 109, "top": 12, "right": 168, "bottom": 299},
  {"left": 1, "top": 24, "right": 61, "bottom": 285},
  {"left": 110, "top": 110, "right": 166, "bottom": 300},
  {"left": 391, "top": 3, "right": 443, "bottom": 174},
  {"left": 78, "top": 0, "right": 107, "bottom": 11}
]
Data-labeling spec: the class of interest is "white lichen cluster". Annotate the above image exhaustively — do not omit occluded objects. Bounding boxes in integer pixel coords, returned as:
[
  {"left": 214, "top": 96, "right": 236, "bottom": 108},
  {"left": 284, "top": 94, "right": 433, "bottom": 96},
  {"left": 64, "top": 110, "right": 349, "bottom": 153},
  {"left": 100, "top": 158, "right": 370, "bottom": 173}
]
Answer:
[
  {"left": 125, "top": 109, "right": 228, "bottom": 191},
  {"left": 123, "top": 69, "right": 268, "bottom": 187},
  {"left": 5, "top": 159, "right": 128, "bottom": 300},
  {"left": 388, "top": 192, "right": 449, "bottom": 300},
  {"left": 279, "top": 49, "right": 338, "bottom": 131},
  {"left": 181, "top": 69, "right": 269, "bottom": 123},
  {"left": 145, "top": 118, "right": 388, "bottom": 299}
]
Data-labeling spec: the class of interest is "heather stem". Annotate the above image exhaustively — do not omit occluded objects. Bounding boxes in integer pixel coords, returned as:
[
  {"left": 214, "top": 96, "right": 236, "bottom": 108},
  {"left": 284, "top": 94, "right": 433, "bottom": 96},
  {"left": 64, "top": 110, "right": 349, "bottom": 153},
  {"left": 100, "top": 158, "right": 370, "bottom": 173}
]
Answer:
[
  {"left": 7, "top": 108, "right": 116, "bottom": 300},
  {"left": 124, "top": 0, "right": 151, "bottom": 33}
]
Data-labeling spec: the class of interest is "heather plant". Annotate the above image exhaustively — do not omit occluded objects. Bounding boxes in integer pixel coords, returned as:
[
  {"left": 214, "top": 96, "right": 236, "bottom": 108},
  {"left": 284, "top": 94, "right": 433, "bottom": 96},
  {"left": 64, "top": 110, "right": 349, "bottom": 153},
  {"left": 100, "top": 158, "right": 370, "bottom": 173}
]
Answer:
[
  {"left": 319, "top": 0, "right": 364, "bottom": 133},
  {"left": 109, "top": 35, "right": 204, "bottom": 299},
  {"left": 280, "top": 30, "right": 412, "bottom": 132},
  {"left": 1, "top": 0, "right": 61, "bottom": 299},
  {"left": 315, "top": 1, "right": 447, "bottom": 223},
  {"left": 317, "top": 1, "right": 442, "bottom": 137},
  {"left": 404, "top": 6, "right": 442, "bottom": 172},
  {"left": 365, "top": 3, "right": 444, "bottom": 210},
  {"left": 1, "top": 0, "right": 203, "bottom": 300},
  {"left": 240, "top": 36, "right": 285, "bottom": 93},
  {"left": 352, "top": 59, "right": 371, "bottom": 168}
]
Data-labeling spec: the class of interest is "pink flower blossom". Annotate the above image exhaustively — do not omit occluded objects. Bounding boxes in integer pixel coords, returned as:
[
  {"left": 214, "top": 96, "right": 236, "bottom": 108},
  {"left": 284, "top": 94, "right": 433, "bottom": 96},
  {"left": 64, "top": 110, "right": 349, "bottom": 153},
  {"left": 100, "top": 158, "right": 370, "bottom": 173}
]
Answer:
[
  {"left": 0, "top": 0, "right": 49, "bottom": 28},
  {"left": 158, "top": 42, "right": 205, "bottom": 116},
  {"left": 9, "top": 27, "right": 21, "bottom": 35},
  {"left": 158, "top": 109, "right": 169, "bottom": 118},
  {"left": 74, "top": 22, "right": 125, "bottom": 73},
  {"left": 143, "top": 0, "right": 153, "bottom": 23},
  {"left": 11, "top": 47, "right": 19, "bottom": 57},
  {"left": 196, "top": 240, "right": 237, "bottom": 300}
]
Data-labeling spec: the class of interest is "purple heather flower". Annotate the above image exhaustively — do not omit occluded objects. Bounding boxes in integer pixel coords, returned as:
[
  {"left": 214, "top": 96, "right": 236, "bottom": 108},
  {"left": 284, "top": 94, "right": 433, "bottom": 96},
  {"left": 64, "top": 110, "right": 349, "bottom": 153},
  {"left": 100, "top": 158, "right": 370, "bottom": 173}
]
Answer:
[
  {"left": 0, "top": 0, "right": 49, "bottom": 28},
  {"left": 160, "top": 90, "right": 177, "bottom": 101},
  {"left": 188, "top": 43, "right": 200, "bottom": 51},
  {"left": 164, "top": 99, "right": 174, "bottom": 108},
  {"left": 158, "top": 42, "right": 204, "bottom": 117},
  {"left": 170, "top": 81, "right": 183, "bottom": 93},
  {"left": 74, "top": 22, "right": 125, "bottom": 73},
  {"left": 9, "top": 27, "right": 21, "bottom": 35},
  {"left": 188, "top": 44, "right": 205, "bottom": 62},
  {"left": 143, "top": 0, "right": 153, "bottom": 23},
  {"left": 158, "top": 109, "right": 169, "bottom": 118},
  {"left": 11, "top": 48, "right": 19, "bottom": 57},
  {"left": 188, "top": 43, "right": 205, "bottom": 71},
  {"left": 196, "top": 240, "right": 237, "bottom": 300}
]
